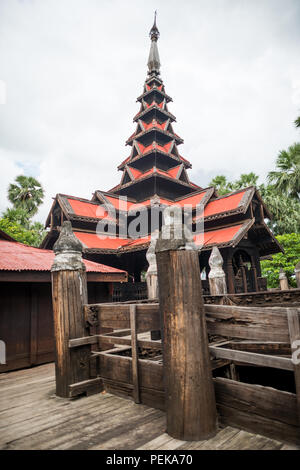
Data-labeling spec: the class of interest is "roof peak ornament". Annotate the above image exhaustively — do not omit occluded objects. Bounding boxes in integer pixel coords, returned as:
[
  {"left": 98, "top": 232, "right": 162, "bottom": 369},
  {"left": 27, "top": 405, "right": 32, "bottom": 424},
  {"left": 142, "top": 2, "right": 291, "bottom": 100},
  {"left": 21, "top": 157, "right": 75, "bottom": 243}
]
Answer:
[
  {"left": 147, "top": 11, "right": 161, "bottom": 76},
  {"left": 149, "top": 11, "right": 160, "bottom": 41}
]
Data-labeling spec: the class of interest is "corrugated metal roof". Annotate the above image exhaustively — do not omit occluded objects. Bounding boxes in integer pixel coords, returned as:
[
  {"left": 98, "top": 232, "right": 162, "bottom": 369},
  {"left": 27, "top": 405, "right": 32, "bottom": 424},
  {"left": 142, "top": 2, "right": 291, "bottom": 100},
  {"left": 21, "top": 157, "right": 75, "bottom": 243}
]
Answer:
[{"left": 0, "top": 239, "right": 126, "bottom": 274}]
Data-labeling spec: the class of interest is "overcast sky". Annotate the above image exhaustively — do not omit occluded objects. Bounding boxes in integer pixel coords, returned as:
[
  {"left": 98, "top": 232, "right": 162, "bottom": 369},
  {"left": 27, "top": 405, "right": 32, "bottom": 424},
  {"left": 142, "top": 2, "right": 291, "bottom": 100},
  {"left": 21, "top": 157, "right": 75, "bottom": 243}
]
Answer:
[{"left": 0, "top": 0, "right": 300, "bottom": 223}]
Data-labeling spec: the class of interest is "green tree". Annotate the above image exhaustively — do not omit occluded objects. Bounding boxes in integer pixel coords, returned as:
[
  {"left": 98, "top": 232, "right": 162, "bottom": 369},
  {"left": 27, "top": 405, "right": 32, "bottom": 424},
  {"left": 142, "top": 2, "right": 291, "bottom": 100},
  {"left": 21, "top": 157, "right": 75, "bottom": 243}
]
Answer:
[
  {"left": 295, "top": 116, "right": 300, "bottom": 128},
  {"left": 261, "top": 233, "right": 300, "bottom": 288},
  {"left": 209, "top": 172, "right": 259, "bottom": 196},
  {"left": 8, "top": 175, "right": 44, "bottom": 217},
  {"left": 268, "top": 143, "right": 300, "bottom": 200},
  {"left": 0, "top": 217, "right": 45, "bottom": 247},
  {"left": 259, "top": 184, "right": 300, "bottom": 235}
]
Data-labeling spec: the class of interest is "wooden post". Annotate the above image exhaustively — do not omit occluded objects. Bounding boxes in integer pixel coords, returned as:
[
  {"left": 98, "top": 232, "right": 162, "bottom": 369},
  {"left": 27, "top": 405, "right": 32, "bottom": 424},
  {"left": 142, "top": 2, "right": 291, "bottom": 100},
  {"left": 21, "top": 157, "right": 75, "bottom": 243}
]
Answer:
[
  {"left": 130, "top": 304, "right": 140, "bottom": 403},
  {"left": 295, "top": 262, "right": 300, "bottom": 289},
  {"left": 287, "top": 308, "right": 300, "bottom": 424},
  {"left": 146, "top": 230, "right": 160, "bottom": 340},
  {"left": 51, "top": 221, "right": 91, "bottom": 398},
  {"left": 208, "top": 246, "right": 227, "bottom": 296},
  {"left": 156, "top": 222, "right": 217, "bottom": 441},
  {"left": 279, "top": 268, "right": 289, "bottom": 290}
]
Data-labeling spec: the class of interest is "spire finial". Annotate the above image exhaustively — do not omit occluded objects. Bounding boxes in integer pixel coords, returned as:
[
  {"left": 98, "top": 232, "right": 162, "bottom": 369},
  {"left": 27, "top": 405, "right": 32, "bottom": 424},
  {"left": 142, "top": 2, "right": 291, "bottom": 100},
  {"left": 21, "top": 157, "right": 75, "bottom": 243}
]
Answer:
[
  {"left": 149, "top": 11, "right": 160, "bottom": 41},
  {"left": 148, "top": 12, "right": 161, "bottom": 75}
]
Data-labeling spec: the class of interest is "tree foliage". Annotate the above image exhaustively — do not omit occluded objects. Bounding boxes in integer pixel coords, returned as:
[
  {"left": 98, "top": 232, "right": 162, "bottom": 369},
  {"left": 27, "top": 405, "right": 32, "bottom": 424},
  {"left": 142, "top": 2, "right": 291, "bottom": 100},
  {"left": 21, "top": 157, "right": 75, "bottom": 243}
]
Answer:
[
  {"left": 1, "top": 175, "right": 45, "bottom": 247},
  {"left": 268, "top": 143, "right": 300, "bottom": 200},
  {"left": 261, "top": 233, "right": 300, "bottom": 288},
  {"left": 8, "top": 175, "right": 44, "bottom": 217}
]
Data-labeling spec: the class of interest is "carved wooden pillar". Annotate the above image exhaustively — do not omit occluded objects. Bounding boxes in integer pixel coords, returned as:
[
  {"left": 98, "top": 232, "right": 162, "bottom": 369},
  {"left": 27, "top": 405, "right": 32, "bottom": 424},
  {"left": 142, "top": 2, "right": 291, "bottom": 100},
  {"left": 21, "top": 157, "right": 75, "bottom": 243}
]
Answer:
[
  {"left": 251, "top": 255, "right": 259, "bottom": 292},
  {"left": 226, "top": 251, "right": 235, "bottom": 294},
  {"left": 208, "top": 246, "right": 227, "bottom": 296},
  {"left": 156, "top": 222, "right": 217, "bottom": 441},
  {"left": 295, "top": 262, "right": 300, "bottom": 289},
  {"left": 239, "top": 255, "right": 248, "bottom": 293},
  {"left": 51, "top": 221, "right": 90, "bottom": 398},
  {"left": 279, "top": 268, "right": 289, "bottom": 290}
]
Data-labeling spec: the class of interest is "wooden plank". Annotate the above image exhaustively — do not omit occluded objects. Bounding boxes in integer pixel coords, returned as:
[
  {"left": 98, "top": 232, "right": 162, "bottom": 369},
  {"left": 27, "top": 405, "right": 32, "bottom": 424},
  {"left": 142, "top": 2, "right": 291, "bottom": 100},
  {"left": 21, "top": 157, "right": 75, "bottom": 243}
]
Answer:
[
  {"left": 69, "top": 377, "right": 103, "bottom": 397},
  {"left": 287, "top": 307, "right": 300, "bottom": 424},
  {"left": 130, "top": 305, "right": 140, "bottom": 404},
  {"left": 205, "top": 304, "right": 289, "bottom": 342},
  {"left": 68, "top": 335, "right": 98, "bottom": 348},
  {"left": 210, "top": 345, "right": 293, "bottom": 371},
  {"left": 30, "top": 285, "right": 38, "bottom": 365},
  {"left": 83, "top": 303, "right": 160, "bottom": 331}
]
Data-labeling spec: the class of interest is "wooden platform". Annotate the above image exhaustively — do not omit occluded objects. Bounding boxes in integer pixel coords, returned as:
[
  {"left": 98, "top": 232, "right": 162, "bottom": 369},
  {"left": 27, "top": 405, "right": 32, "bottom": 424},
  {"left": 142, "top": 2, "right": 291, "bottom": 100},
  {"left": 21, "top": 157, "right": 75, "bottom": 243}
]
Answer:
[{"left": 0, "top": 364, "right": 298, "bottom": 450}]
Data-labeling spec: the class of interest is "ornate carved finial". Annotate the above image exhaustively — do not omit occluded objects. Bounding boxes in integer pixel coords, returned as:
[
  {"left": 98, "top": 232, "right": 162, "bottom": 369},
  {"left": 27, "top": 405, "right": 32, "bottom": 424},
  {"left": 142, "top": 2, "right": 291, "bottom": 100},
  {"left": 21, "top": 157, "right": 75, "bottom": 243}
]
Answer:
[
  {"left": 51, "top": 221, "right": 85, "bottom": 272},
  {"left": 208, "top": 246, "right": 224, "bottom": 278},
  {"left": 156, "top": 207, "right": 196, "bottom": 253},
  {"left": 148, "top": 12, "right": 161, "bottom": 75},
  {"left": 208, "top": 246, "right": 227, "bottom": 295},
  {"left": 146, "top": 230, "right": 159, "bottom": 300},
  {"left": 279, "top": 267, "right": 287, "bottom": 280},
  {"left": 149, "top": 11, "right": 160, "bottom": 41}
]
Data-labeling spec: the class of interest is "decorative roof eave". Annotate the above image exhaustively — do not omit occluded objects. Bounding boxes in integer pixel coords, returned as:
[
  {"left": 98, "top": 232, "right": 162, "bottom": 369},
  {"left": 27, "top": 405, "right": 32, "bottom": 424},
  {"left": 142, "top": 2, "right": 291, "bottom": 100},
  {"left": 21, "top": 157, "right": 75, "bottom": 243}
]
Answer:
[
  {"left": 123, "top": 148, "right": 183, "bottom": 169},
  {"left": 115, "top": 170, "right": 197, "bottom": 192},
  {"left": 197, "top": 187, "right": 256, "bottom": 223},
  {"left": 136, "top": 88, "right": 172, "bottom": 103},
  {"left": 250, "top": 221, "right": 284, "bottom": 254},
  {"left": 253, "top": 188, "right": 273, "bottom": 220},
  {"left": 200, "top": 219, "right": 255, "bottom": 251},
  {"left": 126, "top": 127, "right": 183, "bottom": 146},
  {"left": 133, "top": 105, "right": 176, "bottom": 123}
]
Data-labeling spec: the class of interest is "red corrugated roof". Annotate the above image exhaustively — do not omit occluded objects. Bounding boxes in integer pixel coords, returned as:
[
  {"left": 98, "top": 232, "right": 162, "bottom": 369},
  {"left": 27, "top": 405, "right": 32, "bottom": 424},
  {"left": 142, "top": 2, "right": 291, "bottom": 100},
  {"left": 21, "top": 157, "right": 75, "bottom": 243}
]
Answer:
[
  {"left": 0, "top": 240, "right": 126, "bottom": 274},
  {"left": 204, "top": 191, "right": 245, "bottom": 217},
  {"left": 74, "top": 232, "right": 150, "bottom": 250}
]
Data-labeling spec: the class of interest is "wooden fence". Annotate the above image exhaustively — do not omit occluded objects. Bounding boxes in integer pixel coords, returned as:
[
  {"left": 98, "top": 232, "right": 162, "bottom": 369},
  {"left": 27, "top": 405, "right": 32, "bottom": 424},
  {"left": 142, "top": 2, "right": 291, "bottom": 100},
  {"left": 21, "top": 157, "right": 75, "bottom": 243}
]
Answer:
[{"left": 64, "top": 300, "right": 300, "bottom": 445}]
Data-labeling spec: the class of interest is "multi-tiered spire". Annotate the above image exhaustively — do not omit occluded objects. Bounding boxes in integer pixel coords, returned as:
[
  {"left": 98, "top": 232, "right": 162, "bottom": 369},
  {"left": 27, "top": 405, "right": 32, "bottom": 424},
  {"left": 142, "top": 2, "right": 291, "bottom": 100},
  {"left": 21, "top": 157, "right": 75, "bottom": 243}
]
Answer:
[{"left": 109, "top": 15, "right": 200, "bottom": 201}]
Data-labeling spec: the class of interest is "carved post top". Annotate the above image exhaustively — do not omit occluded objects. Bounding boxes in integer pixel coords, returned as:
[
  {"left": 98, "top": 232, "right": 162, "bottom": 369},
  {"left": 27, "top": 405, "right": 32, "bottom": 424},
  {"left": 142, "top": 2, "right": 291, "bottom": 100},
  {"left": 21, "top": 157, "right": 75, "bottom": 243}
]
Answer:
[
  {"left": 146, "top": 230, "right": 159, "bottom": 275},
  {"left": 155, "top": 214, "right": 196, "bottom": 253},
  {"left": 279, "top": 267, "right": 288, "bottom": 280},
  {"left": 51, "top": 221, "right": 85, "bottom": 272},
  {"left": 208, "top": 246, "right": 226, "bottom": 279},
  {"left": 295, "top": 261, "right": 300, "bottom": 274}
]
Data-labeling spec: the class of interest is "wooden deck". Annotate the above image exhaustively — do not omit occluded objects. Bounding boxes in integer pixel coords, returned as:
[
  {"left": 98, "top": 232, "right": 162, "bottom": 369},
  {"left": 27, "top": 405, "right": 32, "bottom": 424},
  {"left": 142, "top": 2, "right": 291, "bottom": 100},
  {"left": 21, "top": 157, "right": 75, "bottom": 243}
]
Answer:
[{"left": 0, "top": 364, "right": 298, "bottom": 451}]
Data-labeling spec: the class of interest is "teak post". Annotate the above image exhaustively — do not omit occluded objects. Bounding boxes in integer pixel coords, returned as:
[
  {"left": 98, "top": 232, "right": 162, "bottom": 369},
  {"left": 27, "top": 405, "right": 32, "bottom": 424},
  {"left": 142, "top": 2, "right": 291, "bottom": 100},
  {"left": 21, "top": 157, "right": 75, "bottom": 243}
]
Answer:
[
  {"left": 279, "top": 268, "right": 289, "bottom": 290},
  {"left": 295, "top": 262, "right": 300, "bottom": 289},
  {"left": 156, "top": 223, "right": 217, "bottom": 441},
  {"left": 287, "top": 308, "right": 300, "bottom": 424},
  {"left": 51, "top": 221, "right": 90, "bottom": 398}
]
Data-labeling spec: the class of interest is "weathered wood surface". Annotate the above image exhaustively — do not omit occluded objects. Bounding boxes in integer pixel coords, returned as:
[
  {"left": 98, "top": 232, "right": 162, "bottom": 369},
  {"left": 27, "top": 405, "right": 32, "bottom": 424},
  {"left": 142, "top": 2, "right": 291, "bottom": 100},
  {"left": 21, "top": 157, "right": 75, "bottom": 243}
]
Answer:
[
  {"left": 52, "top": 269, "right": 91, "bottom": 397},
  {"left": 215, "top": 378, "right": 300, "bottom": 445},
  {"left": 287, "top": 308, "right": 300, "bottom": 424},
  {"left": 130, "top": 305, "right": 140, "bottom": 403},
  {"left": 205, "top": 304, "right": 290, "bottom": 342},
  {"left": 204, "top": 288, "right": 300, "bottom": 307},
  {"left": 84, "top": 302, "right": 291, "bottom": 342},
  {"left": 210, "top": 345, "right": 293, "bottom": 371},
  {"left": 0, "top": 364, "right": 294, "bottom": 450},
  {"left": 156, "top": 248, "right": 217, "bottom": 441}
]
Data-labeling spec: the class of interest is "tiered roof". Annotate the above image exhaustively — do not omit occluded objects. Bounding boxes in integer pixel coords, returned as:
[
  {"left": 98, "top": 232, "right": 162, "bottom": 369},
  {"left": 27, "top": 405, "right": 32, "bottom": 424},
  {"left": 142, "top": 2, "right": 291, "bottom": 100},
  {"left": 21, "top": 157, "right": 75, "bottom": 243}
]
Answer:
[
  {"left": 42, "top": 17, "right": 282, "bottom": 263},
  {"left": 109, "top": 18, "right": 198, "bottom": 200}
]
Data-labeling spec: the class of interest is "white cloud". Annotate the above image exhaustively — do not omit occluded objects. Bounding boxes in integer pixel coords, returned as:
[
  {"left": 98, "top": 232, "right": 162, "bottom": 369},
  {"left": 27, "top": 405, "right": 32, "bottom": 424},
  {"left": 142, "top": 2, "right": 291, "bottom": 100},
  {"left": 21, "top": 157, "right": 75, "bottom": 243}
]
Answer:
[{"left": 0, "top": 0, "right": 299, "bottom": 222}]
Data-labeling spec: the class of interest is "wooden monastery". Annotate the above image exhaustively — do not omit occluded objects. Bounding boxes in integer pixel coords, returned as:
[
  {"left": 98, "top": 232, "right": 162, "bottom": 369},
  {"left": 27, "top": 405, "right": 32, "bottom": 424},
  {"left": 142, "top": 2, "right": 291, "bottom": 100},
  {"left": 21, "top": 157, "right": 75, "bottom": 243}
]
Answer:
[{"left": 41, "top": 17, "right": 282, "bottom": 295}]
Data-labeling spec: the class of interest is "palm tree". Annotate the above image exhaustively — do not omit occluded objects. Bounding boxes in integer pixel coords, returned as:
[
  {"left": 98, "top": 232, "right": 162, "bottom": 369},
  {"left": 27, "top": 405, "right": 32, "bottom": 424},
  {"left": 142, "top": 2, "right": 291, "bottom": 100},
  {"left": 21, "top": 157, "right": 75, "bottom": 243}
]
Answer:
[
  {"left": 260, "top": 183, "right": 300, "bottom": 234},
  {"left": 295, "top": 116, "right": 300, "bottom": 128},
  {"left": 234, "top": 172, "right": 258, "bottom": 188},
  {"left": 268, "top": 143, "right": 300, "bottom": 200},
  {"left": 209, "top": 175, "right": 233, "bottom": 195},
  {"left": 8, "top": 175, "right": 44, "bottom": 217}
]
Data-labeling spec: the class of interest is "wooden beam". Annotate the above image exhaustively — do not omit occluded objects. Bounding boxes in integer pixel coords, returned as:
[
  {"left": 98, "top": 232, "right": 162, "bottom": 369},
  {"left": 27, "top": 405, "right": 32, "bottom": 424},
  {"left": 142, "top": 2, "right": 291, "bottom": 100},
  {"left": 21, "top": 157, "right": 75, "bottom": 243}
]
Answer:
[
  {"left": 210, "top": 345, "right": 293, "bottom": 371},
  {"left": 287, "top": 308, "right": 300, "bottom": 424}
]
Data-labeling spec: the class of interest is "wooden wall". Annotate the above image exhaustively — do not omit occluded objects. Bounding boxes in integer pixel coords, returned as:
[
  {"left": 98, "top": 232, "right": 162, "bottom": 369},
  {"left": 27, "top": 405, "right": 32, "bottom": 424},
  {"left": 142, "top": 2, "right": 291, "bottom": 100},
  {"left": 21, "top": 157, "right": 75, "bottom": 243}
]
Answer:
[{"left": 0, "top": 281, "right": 111, "bottom": 373}]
